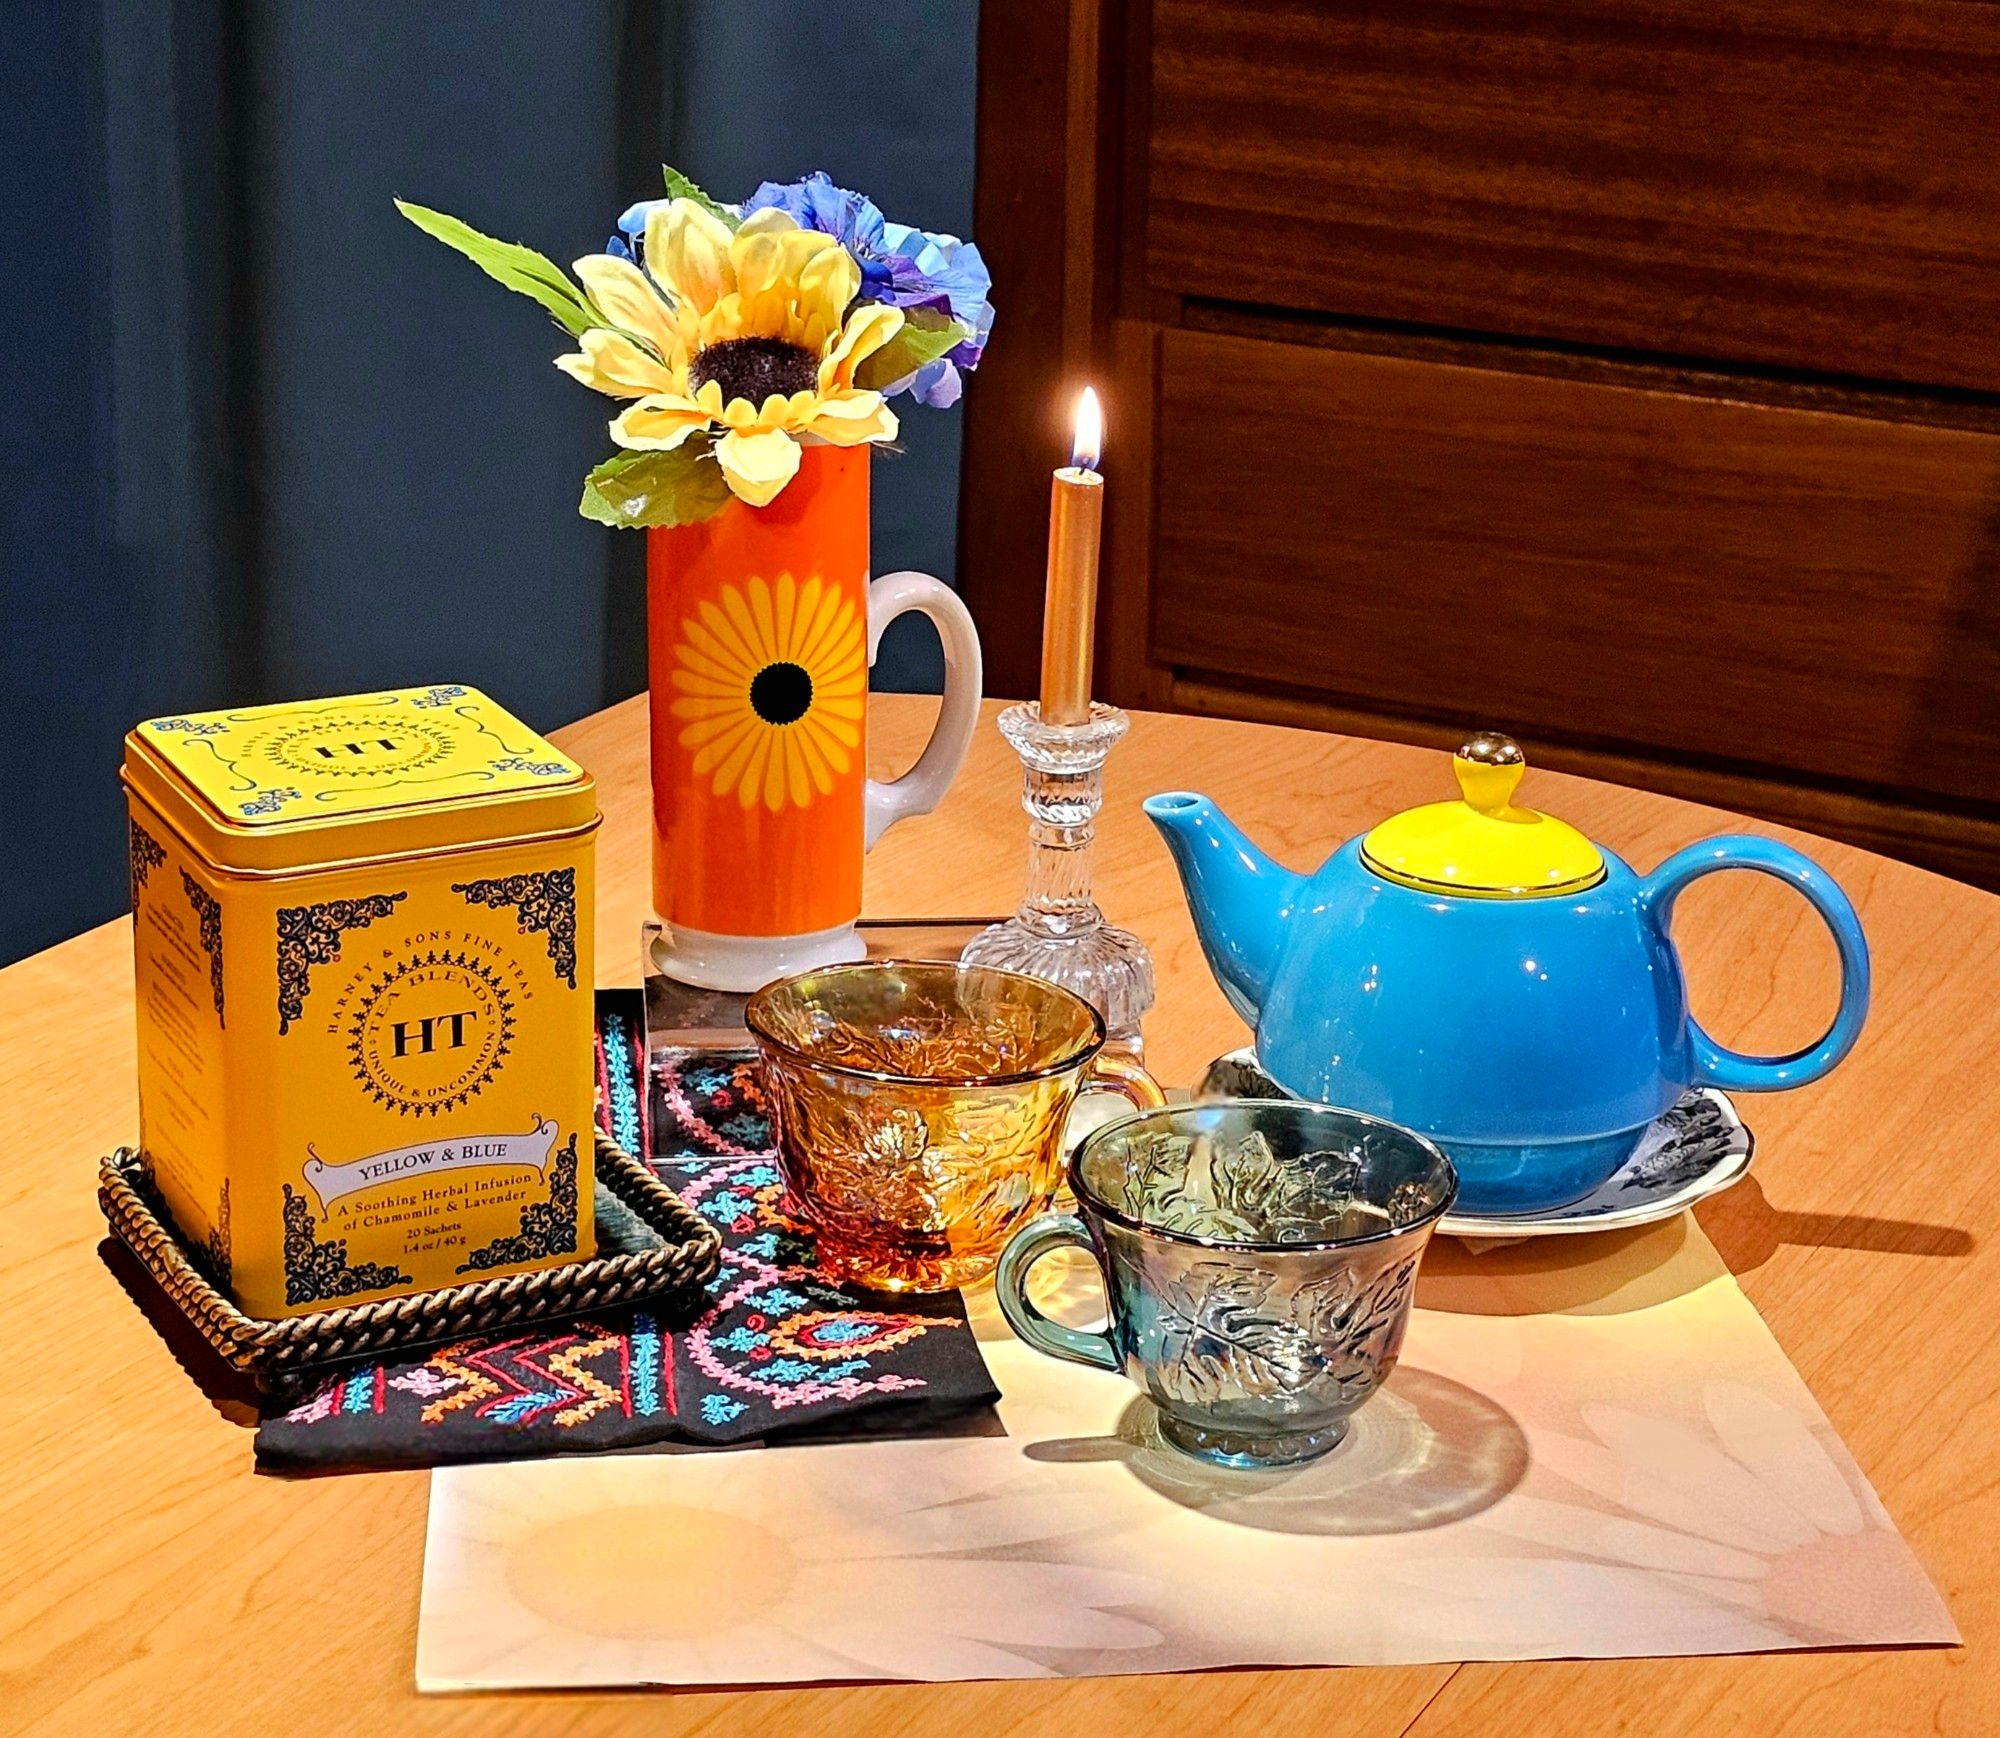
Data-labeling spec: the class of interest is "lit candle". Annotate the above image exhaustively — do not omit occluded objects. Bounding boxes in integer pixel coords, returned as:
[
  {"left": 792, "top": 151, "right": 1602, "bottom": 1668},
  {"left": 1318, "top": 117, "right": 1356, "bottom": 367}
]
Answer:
[{"left": 1038, "top": 387, "right": 1105, "bottom": 726}]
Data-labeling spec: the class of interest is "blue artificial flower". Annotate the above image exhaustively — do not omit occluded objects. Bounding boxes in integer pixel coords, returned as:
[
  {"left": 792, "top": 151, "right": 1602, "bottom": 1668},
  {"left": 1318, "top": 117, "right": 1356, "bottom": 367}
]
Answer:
[
  {"left": 607, "top": 197, "right": 668, "bottom": 263},
  {"left": 742, "top": 172, "right": 994, "bottom": 408},
  {"left": 742, "top": 174, "right": 890, "bottom": 276}
]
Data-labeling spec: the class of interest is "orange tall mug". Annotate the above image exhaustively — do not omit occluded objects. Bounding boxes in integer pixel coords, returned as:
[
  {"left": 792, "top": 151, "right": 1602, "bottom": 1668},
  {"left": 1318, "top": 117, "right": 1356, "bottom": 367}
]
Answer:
[{"left": 646, "top": 446, "right": 982, "bottom": 990}]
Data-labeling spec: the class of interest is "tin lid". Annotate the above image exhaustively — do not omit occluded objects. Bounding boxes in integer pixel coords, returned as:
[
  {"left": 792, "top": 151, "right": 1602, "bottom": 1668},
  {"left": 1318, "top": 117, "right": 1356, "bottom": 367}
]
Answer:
[
  {"left": 123, "top": 685, "right": 596, "bottom": 874},
  {"left": 1360, "top": 732, "right": 1604, "bottom": 899}
]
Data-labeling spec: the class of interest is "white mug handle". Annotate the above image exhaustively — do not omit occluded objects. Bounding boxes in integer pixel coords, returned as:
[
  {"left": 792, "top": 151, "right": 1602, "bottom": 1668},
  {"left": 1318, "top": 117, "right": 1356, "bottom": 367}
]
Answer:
[{"left": 863, "top": 570, "right": 984, "bottom": 849}]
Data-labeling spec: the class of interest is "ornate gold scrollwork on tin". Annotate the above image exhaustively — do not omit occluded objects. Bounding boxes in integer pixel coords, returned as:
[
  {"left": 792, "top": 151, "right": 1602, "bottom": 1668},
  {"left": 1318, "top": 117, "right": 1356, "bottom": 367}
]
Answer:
[{"left": 274, "top": 892, "right": 409, "bottom": 1035}]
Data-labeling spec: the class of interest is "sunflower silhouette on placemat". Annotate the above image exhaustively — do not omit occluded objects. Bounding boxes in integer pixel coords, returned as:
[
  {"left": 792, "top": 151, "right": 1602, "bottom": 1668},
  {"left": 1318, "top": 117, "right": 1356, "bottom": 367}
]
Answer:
[{"left": 668, "top": 572, "right": 866, "bottom": 812}]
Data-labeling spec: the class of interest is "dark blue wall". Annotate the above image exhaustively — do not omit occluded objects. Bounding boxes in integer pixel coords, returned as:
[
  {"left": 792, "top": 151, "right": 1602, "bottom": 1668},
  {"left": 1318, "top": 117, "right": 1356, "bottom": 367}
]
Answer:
[{"left": 0, "top": 1, "right": 979, "bottom": 965}]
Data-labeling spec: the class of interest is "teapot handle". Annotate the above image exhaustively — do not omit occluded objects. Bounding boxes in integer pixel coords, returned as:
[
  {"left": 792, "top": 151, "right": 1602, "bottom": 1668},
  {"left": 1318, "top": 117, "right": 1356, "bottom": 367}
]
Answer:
[{"left": 1639, "top": 835, "right": 1870, "bottom": 1093}]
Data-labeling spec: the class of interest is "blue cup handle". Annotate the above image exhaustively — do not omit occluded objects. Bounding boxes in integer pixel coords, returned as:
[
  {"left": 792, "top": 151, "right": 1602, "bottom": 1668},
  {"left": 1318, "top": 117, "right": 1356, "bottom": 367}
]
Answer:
[
  {"left": 994, "top": 1211, "right": 1120, "bottom": 1373},
  {"left": 1640, "top": 834, "right": 1871, "bottom": 1093}
]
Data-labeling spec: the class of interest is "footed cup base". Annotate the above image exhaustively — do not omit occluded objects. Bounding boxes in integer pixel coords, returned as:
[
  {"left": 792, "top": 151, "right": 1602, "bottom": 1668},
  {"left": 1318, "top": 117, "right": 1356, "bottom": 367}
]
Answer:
[{"left": 1156, "top": 1412, "right": 1349, "bottom": 1468}]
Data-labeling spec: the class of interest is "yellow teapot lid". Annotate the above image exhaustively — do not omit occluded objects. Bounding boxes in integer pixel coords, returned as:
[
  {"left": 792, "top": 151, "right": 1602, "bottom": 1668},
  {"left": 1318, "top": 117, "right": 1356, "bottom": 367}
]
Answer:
[{"left": 1361, "top": 733, "right": 1604, "bottom": 898}]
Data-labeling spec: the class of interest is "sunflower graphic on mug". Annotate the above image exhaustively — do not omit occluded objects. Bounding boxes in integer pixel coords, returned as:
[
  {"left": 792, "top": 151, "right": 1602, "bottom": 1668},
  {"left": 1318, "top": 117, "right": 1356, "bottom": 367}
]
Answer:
[{"left": 668, "top": 572, "right": 867, "bottom": 812}]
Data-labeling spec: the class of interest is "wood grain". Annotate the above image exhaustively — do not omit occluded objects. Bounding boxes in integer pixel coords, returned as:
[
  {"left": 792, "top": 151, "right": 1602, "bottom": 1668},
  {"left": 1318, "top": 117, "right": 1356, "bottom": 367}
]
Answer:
[
  {"left": 5, "top": 693, "right": 1998, "bottom": 1733},
  {"left": 1147, "top": 0, "right": 2000, "bottom": 393},
  {"left": 1172, "top": 677, "right": 2000, "bottom": 892},
  {"left": 1150, "top": 327, "right": 2000, "bottom": 815}
]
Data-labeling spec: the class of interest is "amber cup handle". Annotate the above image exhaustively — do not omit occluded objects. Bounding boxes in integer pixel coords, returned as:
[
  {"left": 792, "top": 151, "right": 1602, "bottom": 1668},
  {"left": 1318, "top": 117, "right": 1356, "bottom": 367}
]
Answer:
[{"left": 1081, "top": 1048, "right": 1166, "bottom": 1115}]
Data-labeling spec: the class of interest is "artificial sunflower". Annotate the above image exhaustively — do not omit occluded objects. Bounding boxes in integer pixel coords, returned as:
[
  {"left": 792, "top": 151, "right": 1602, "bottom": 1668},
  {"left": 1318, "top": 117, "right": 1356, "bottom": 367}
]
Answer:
[
  {"left": 398, "top": 166, "right": 988, "bottom": 527},
  {"left": 669, "top": 571, "right": 867, "bottom": 811},
  {"left": 556, "top": 200, "right": 904, "bottom": 508}
]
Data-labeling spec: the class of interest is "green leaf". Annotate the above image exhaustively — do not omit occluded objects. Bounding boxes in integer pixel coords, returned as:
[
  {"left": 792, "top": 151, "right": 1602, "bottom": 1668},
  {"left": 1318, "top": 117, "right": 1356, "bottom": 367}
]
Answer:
[
  {"left": 579, "top": 441, "right": 733, "bottom": 530},
  {"left": 661, "top": 165, "right": 739, "bottom": 230},
  {"left": 395, "top": 199, "right": 596, "bottom": 338},
  {"left": 854, "top": 310, "right": 970, "bottom": 394}
]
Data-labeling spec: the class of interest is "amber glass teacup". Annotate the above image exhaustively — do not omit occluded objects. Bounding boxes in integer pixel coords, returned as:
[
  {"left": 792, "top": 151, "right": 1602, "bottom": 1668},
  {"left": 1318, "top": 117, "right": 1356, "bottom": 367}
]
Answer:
[{"left": 746, "top": 961, "right": 1164, "bottom": 1292}]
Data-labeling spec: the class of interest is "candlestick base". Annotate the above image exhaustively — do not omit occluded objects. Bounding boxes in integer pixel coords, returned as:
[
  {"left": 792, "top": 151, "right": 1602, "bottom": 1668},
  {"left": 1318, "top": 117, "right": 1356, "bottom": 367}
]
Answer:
[{"left": 959, "top": 701, "right": 1157, "bottom": 1053}]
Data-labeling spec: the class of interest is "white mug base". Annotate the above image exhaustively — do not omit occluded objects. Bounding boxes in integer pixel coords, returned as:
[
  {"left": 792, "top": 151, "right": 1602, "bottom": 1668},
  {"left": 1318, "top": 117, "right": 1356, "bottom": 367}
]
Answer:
[{"left": 647, "top": 919, "right": 867, "bottom": 994}]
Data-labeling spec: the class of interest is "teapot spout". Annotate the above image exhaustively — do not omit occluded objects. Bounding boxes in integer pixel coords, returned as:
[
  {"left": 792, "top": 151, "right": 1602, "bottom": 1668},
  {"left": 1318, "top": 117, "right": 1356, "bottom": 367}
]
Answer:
[{"left": 1143, "top": 792, "right": 1302, "bottom": 1026}]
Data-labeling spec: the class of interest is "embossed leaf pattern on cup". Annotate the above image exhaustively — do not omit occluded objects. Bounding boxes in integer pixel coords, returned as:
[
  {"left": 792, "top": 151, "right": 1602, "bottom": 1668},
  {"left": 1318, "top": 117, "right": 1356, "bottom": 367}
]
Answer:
[
  {"left": 1158, "top": 1262, "right": 1319, "bottom": 1403},
  {"left": 1296, "top": 1259, "right": 1418, "bottom": 1401},
  {"left": 808, "top": 1104, "right": 953, "bottom": 1226},
  {"left": 1120, "top": 1128, "right": 1371, "bottom": 1242},
  {"left": 777, "top": 1066, "right": 1067, "bottom": 1262},
  {"left": 1157, "top": 1255, "right": 1421, "bottom": 1407}
]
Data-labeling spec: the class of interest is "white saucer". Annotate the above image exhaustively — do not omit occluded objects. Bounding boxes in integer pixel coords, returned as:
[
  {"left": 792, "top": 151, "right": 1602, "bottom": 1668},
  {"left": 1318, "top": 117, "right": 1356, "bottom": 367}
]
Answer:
[{"left": 1193, "top": 1048, "right": 1755, "bottom": 1241}]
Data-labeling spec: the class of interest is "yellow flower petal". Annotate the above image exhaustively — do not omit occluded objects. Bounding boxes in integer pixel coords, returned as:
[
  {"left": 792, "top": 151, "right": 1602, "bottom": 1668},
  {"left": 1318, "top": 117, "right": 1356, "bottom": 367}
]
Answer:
[
  {"left": 805, "top": 715, "right": 852, "bottom": 775},
  {"left": 696, "top": 295, "right": 749, "bottom": 352},
  {"left": 733, "top": 206, "right": 801, "bottom": 240},
  {"left": 797, "top": 244, "right": 863, "bottom": 338},
  {"left": 714, "top": 426, "right": 802, "bottom": 507},
  {"left": 773, "top": 571, "right": 798, "bottom": 657},
  {"left": 689, "top": 716, "right": 753, "bottom": 778},
  {"left": 692, "top": 601, "right": 756, "bottom": 676},
  {"left": 806, "top": 708, "right": 862, "bottom": 752},
  {"left": 608, "top": 394, "right": 713, "bottom": 452},
  {"left": 669, "top": 674, "right": 751, "bottom": 706},
  {"left": 716, "top": 723, "right": 766, "bottom": 801},
  {"left": 795, "top": 726, "right": 839, "bottom": 793},
  {"left": 738, "top": 731, "right": 773, "bottom": 809},
  {"left": 745, "top": 574, "right": 778, "bottom": 666},
  {"left": 781, "top": 734, "right": 813, "bottom": 810},
  {"left": 730, "top": 228, "right": 791, "bottom": 327},
  {"left": 804, "top": 392, "right": 898, "bottom": 447},
  {"left": 651, "top": 199, "right": 735, "bottom": 315},
  {"left": 791, "top": 581, "right": 845, "bottom": 672},
  {"left": 555, "top": 328, "right": 678, "bottom": 399},
  {"left": 762, "top": 731, "right": 790, "bottom": 811},
  {"left": 573, "top": 255, "right": 680, "bottom": 358},
  {"left": 819, "top": 302, "right": 904, "bottom": 389},
  {"left": 719, "top": 582, "right": 762, "bottom": 662},
  {"left": 676, "top": 707, "right": 752, "bottom": 744}
]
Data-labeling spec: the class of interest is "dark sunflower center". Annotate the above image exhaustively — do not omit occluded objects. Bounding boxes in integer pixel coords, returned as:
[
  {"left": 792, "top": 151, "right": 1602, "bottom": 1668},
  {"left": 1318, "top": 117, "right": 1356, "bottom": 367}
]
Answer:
[
  {"left": 689, "top": 337, "right": 818, "bottom": 406},
  {"left": 750, "top": 661, "right": 814, "bottom": 725}
]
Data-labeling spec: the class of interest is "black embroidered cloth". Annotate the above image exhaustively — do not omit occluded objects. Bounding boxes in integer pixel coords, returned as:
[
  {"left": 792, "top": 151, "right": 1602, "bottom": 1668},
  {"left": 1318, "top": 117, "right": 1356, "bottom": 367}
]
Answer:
[{"left": 254, "top": 991, "right": 999, "bottom": 1470}]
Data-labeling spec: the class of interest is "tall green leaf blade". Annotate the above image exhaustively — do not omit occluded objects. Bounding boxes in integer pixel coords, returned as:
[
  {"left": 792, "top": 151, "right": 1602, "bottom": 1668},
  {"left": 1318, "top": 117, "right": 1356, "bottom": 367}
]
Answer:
[
  {"left": 854, "top": 311, "right": 969, "bottom": 394},
  {"left": 662, "top": 165, "right": 739, "bottom": 230},
  {"left": 395, "top": 199, "right": 596, "bottom": 337},
  {"left": 579, "top": 442, "right": 733, "bottom": 529}
]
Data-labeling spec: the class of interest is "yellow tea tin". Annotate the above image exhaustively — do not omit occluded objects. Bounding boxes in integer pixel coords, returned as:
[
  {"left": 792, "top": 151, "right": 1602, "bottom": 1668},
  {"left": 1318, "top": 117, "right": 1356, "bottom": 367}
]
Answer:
[{"left": 123, "top": 684, "right": 598, "bottom": 1318}]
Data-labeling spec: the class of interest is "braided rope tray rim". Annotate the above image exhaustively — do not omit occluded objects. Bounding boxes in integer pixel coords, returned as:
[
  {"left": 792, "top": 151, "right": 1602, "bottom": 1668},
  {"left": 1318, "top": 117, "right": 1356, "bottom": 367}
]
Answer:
[{"left": 98, "top": 1132, "right": 723, "bottom": 1382}]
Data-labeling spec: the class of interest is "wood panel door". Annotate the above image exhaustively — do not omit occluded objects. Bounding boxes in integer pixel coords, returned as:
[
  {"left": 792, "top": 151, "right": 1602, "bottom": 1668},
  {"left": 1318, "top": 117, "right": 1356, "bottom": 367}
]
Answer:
[{"left": 960, "top": 0, "right": 2000, "bottom": 887}]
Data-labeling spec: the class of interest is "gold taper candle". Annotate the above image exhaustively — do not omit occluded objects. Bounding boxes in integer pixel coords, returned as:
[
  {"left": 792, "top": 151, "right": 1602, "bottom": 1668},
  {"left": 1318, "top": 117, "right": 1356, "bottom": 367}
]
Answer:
[{"left": 1038, "top": 387, "right": 1106, "bottom": 726}]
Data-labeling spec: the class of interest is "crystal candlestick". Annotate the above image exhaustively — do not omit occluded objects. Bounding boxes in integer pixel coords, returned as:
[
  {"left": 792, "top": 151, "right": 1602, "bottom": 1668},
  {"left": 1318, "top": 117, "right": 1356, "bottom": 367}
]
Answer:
[{"left": 960, "top": 701, "right": 1156, "bottom": 1051}]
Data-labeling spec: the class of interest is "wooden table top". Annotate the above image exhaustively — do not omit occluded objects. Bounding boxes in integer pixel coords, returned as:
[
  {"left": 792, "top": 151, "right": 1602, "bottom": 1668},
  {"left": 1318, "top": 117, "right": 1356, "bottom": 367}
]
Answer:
[{"left": 6, "top": 694, "right": 1995, "bottom": 1736}]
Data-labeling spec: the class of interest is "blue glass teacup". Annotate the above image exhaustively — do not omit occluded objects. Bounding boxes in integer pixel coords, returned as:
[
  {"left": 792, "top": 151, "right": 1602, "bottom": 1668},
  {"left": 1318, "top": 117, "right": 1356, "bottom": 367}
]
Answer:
[{"left": 996, "top": 1100, "right": 1456, "bottom": 1468}]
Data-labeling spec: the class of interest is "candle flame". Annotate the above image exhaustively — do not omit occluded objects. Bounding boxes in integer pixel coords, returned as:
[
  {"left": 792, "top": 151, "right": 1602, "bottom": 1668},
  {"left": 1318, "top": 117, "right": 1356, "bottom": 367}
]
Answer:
[{"left": 1071, "top": 387, "right": 1103, "bottom": 472}]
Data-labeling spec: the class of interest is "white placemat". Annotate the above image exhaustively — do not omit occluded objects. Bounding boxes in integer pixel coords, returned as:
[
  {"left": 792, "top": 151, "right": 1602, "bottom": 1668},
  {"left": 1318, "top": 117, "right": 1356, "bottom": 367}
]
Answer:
[{"left": 417, "top": 1218, "right": 1954, "bottom": 1688}]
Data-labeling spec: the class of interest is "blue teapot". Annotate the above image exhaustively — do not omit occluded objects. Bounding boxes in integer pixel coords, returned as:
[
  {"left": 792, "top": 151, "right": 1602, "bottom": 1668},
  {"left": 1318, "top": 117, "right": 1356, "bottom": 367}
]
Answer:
[{"left": 1145, "top": 734, "right": 1871, "bottom": 1216}]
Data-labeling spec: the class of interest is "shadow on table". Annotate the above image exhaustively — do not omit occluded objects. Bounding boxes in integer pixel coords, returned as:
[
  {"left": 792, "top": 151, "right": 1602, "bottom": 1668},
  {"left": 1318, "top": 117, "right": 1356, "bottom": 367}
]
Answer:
[
  {"left": 1023, "top": 1367, "right": 1528, "bottom": 1536},
  {"left": 1415, "top": 1215, "right": 1720, "bottom": 1317},
  {"left": 1696, "top": 1174, "right": 1975, "bottom": 1275},
  {"left": 98, "top": 1235, "right": 262, "bottom": 1428}
]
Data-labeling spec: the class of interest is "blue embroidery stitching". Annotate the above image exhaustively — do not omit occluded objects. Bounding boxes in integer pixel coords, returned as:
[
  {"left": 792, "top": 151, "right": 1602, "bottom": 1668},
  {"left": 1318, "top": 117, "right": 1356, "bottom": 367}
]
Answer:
[{"left": 700, "top": 1393, "right": 749, "bottom": 1426}]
